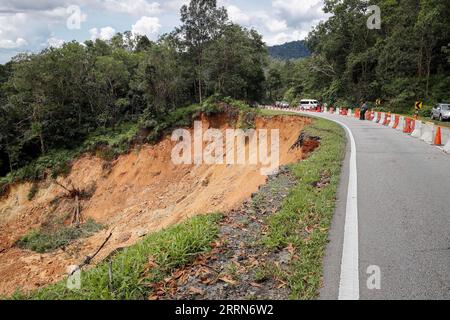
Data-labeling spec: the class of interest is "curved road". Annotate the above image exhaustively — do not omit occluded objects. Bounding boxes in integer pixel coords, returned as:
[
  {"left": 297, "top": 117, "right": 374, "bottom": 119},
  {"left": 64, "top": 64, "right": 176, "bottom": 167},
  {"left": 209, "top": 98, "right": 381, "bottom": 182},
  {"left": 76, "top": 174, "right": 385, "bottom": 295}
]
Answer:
[{"left": 296, "top": 111, "right": 450, "bottom": 300}]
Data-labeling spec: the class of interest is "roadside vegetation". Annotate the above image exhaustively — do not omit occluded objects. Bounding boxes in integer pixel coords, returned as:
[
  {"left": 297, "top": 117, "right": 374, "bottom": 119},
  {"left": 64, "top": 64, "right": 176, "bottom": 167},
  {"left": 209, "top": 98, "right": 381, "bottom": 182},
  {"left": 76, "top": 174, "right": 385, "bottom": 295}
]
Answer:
[
  {"left": 11, "top": 214, "right": 221, "bottom": 300},
  {"left": 17, "top": 218, "right": 103, "bottom": 254},
  {"left": 260, "top": 110, "right": 346, "bottom": 299}
]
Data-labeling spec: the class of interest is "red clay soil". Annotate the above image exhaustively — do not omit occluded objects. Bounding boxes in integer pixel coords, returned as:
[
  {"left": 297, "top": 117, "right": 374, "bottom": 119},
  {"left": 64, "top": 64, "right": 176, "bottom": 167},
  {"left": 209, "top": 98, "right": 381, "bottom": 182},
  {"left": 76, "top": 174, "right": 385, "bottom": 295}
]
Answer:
[{"left": 0, "top": 115, "right": 312, "bottom": 296}]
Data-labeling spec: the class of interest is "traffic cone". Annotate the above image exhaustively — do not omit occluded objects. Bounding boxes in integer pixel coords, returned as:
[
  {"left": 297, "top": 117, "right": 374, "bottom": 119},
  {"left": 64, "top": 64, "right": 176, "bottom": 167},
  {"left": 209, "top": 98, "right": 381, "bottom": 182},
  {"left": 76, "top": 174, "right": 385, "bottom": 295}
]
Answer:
[
  {"left": 411, "top": 120, "right": 416, "bottom": 133},
  {"left": 434, "top": 127, "right": 442, "bottom": 145}
]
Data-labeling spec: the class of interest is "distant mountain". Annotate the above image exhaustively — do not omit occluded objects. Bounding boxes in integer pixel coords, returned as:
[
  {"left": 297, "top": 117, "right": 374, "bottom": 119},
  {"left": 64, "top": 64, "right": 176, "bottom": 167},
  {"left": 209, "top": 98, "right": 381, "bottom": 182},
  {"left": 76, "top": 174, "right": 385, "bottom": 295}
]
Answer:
[{"left": 268, "top": 40, "right": 311, "bottom": 60}]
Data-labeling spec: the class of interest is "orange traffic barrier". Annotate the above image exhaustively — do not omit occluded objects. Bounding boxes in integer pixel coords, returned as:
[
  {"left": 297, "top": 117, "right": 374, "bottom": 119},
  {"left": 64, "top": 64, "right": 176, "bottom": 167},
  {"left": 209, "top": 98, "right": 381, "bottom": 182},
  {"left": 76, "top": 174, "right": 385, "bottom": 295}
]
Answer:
[
  {"left": 434, "top": 127, "right": 442, "bottom": 145},
  {"left": 403, "top": 118, "right": 412, "bottom": 133},
  {"left": 411, "top": 119, "right": 416, "bottom": 132},
  {"left": 392, "top": 115, "right": 400, "bottom": 129},
  {"left": 383, "top": 113, "right": 389, "bottom": 125},
  {"left": 386, "top": 112, "right": 392, "bottom": 126},
  {"left": 376, "top": 112, "right": 382, "bottom": 123}
]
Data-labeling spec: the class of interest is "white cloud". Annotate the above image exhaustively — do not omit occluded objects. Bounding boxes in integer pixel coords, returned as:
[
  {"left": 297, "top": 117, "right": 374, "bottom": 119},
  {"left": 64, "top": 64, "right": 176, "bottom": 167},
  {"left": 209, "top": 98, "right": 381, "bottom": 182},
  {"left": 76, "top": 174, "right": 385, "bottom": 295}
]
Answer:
[
  {"left": 46, "top": 36, "right": 65, "bottom": 48},
  {"left": 0, "top": 37, "right": 28, "bottom": 49},
  {"left": 272, "top": 0, "right": 328, "bottom": 28},
  {"left": 89, "top": 26, "right": 116, "bottom": 41},
  {"left": 265, "top": 30, "right": 308, "bottom": 46},
  {"left": 0, "top": 6, "right": 77, "bottom": 52},
  {"left": 131, "top": 16, "right": 161, "bottom": 40},
  {"left": 101, "top": 0, "right": 161, "bottom": 16},
  {"left": 163, "top": 0, "right": 189, "bottom": 11},
  {"left": 227, "top": 5, "right": 250, "bottom": 25}
]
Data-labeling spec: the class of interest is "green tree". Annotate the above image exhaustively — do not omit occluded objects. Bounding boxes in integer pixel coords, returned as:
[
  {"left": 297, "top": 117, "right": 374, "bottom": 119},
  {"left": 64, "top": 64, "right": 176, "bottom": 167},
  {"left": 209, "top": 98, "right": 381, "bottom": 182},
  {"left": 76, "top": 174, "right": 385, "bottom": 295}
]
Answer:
[
  {"left": 174, "top": 0, "right": 229, "bottom": 103},
  {"left": 204, "top": 24, "right": 267, "bottom": 101}
]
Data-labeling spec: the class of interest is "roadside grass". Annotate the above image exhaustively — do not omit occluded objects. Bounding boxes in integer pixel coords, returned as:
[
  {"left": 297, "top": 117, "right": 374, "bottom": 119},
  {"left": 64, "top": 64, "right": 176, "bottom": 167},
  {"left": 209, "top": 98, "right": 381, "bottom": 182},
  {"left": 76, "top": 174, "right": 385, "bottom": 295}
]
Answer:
[
  {"left": 16, "top": 219, "right": 103, "bottom": 254},
  {"left": 10, "top": 213, "right": 221, "bottom": 300},
  {"left": 260, "top": 109, "right": 346, "bottom": 299}
]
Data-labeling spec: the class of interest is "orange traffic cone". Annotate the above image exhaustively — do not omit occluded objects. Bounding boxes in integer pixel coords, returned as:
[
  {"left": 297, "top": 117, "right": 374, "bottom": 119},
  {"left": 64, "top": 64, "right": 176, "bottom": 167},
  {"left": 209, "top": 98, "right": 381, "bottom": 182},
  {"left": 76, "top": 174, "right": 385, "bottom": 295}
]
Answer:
[{"left": 434, "top": 127, "right": 442, "bottom": 145}]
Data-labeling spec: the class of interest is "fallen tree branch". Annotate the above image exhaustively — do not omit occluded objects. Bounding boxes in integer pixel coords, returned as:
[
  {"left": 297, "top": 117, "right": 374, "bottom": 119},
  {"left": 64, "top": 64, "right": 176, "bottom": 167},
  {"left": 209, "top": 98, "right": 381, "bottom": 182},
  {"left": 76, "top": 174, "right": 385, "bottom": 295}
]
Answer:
[{"left": 70, "top": 230, "right": 114, "bottom": 276}]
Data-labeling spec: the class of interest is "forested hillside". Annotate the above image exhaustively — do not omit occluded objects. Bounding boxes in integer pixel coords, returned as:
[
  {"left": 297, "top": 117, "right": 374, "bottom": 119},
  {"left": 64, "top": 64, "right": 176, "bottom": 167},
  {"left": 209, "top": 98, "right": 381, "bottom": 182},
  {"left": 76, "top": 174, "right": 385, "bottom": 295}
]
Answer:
[
  {"left": 0, "top": 0, "right": 266, "bottom": 182},
  {"left": 268, "top": 40, "right": 310, "bottom": 60},
  {"left": 267, "top": 0, "right": 450, "bottom": 112}
]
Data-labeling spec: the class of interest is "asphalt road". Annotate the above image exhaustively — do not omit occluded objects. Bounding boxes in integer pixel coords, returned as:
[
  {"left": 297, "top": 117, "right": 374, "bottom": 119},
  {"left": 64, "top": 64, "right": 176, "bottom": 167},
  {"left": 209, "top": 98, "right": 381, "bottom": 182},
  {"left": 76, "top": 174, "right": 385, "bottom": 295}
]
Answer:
[{"left": 299, "top": 112, "right": 450, "bottom": 300}]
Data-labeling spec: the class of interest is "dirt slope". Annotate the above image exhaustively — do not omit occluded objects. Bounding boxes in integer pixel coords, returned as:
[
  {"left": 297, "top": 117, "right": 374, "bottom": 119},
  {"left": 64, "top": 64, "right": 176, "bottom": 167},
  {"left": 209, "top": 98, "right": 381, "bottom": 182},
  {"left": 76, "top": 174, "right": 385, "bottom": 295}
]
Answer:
[{"left": 0, "top": 115, "right": 311, "bottom": 295}]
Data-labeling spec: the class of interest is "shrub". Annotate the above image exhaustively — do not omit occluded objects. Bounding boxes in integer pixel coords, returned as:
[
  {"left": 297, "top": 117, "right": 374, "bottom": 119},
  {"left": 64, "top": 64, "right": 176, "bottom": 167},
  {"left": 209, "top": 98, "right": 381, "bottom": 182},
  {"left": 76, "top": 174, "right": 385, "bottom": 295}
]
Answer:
[
  {"left": 16, "top": 219, "right": 103, "bottom": 253},
  {"left": 27, "top": 183, "right": 39, "bottom": 201}
]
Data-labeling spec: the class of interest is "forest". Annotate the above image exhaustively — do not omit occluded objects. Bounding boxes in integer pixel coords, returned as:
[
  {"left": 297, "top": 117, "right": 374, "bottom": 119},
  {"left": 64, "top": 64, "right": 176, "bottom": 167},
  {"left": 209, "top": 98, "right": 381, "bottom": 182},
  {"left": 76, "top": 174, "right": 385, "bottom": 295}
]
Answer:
[
  {"left": 1, "top": 0, "right": 450, "bottom": 187},
  {"left": 267, "top": 0, "right": 450, "bottom": 112}
]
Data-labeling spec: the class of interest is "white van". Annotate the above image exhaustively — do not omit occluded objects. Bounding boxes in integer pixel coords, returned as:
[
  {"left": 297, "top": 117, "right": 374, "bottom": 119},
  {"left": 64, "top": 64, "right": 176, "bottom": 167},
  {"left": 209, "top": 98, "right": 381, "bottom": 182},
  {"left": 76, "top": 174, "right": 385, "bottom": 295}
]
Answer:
[{"left": 299, "top": 99, "right": 320, "bottom": 110}]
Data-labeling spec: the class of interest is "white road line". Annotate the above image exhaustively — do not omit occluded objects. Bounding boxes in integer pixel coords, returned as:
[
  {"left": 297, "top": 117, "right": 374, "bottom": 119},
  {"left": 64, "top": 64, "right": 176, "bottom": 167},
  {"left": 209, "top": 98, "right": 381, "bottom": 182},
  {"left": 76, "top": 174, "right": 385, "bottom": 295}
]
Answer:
[
  {"left": 334, "top": 120, "right": 359, "bottom": 300},
  {"left": 270, "top": 108, "right": 360, "bottom": 299}
]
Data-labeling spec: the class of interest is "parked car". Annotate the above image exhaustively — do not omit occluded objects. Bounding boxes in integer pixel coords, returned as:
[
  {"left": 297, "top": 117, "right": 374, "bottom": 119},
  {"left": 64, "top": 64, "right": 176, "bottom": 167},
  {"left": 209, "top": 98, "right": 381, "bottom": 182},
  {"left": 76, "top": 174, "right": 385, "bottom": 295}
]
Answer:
[
  {"left": 431, "top": 103, "right": 450, "bottom": 121},
  {"left": 299, "top": 99, "right": 320, "bottom": 110},
  {"left": 275, "top": 101, "right": 290, "bottom": 109}
]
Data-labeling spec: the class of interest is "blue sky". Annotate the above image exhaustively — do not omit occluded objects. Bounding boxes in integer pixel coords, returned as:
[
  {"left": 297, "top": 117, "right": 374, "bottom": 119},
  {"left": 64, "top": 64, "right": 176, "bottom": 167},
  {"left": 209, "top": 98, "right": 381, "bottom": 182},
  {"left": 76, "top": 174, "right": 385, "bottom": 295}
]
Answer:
[{"left": 0, "top": 0, "right": 328, "bottom": 64}]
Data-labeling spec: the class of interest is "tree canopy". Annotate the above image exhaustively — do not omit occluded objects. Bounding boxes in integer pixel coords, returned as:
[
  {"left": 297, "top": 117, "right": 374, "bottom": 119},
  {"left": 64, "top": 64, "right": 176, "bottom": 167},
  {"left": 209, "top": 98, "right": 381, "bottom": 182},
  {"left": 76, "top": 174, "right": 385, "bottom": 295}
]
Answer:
[{"left": 273, "top": 0, "right": 450, "bottom": 112}]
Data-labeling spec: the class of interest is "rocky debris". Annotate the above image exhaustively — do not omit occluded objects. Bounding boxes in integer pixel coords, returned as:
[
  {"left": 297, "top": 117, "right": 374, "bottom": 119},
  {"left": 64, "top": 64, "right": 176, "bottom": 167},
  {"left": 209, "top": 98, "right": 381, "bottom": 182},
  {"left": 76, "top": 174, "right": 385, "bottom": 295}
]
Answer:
[{"left": 149, "top": 166, "right": 297, "bottom": 300}]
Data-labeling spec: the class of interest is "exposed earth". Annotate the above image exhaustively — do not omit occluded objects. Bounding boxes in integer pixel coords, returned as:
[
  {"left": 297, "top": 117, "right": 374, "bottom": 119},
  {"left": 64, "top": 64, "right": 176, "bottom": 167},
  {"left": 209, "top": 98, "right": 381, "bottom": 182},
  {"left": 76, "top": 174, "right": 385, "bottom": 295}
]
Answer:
[{"left": 0, "top": 114, "right": 312, "bottom": 296}]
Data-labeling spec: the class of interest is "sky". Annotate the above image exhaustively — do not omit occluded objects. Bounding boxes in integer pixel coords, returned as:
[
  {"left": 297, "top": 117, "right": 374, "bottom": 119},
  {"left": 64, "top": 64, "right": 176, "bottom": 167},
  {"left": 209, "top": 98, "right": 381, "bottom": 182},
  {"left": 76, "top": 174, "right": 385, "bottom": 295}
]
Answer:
[{"left": 0, "top": 0, "right": 329, "bottom": 64}]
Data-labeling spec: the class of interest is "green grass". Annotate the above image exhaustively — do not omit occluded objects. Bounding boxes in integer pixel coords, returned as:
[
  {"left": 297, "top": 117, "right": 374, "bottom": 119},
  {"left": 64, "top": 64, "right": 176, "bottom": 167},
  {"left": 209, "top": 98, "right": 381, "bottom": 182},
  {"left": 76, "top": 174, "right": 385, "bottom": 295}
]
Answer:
[
  {"left": 82, "top": 123, "right": 140, "bottom": 160},
  {"left": 260, "top": 109, "right": 346, "bottom": 299},
  {"left": 11, "top": 213, "right": 221, "bottom": 300},
  {"left": 16, "top": 219, "right": 104, "bottom": 254},
  {"left": 144, "top": 97, "right": 260, "bottom": 142}
]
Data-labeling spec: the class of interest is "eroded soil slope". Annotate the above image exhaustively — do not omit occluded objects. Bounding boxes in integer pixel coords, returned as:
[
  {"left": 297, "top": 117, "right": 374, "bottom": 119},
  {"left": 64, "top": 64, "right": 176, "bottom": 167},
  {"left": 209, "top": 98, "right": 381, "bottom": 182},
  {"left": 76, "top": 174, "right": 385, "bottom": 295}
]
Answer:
[{"left": 0, "top": 115, "right": 311, "bottom": 295}]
